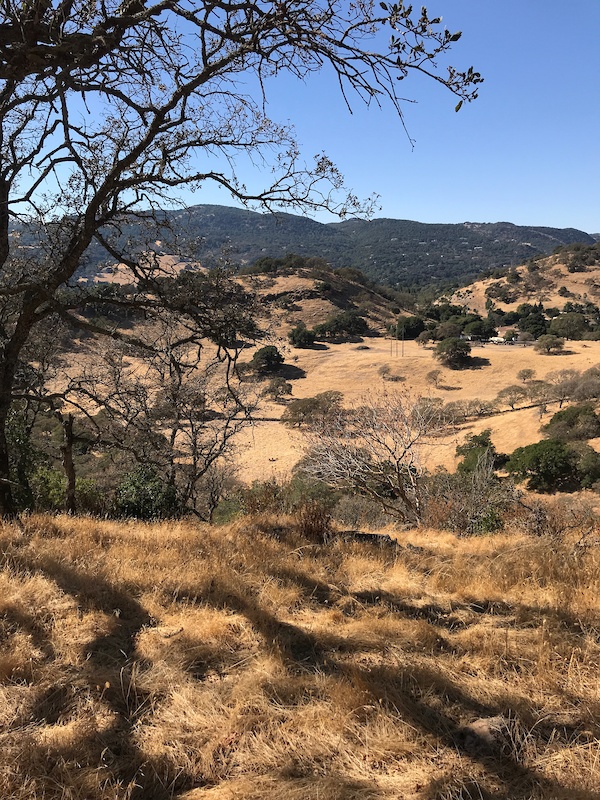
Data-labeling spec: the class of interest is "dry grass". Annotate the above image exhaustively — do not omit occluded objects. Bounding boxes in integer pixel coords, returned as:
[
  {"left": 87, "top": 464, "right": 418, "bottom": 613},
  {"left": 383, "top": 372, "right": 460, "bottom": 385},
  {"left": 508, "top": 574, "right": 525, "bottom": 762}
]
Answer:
[
  {"left": 237, "top": 338, "right": 600, "bottom": 481},
  {"left": 1, "top": 513, "right": 600, "bottom": 799}
]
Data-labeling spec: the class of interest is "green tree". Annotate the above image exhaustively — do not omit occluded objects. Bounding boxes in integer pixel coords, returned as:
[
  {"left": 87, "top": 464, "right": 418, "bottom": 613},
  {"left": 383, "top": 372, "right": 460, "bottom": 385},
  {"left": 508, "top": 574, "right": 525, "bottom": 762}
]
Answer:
[
  {"left": 313, "top": 310, "right": 369, "bottom": 340},
  {"left": 534, "top": 335, "right": 565, "bottom": 354},
  {"left": 548, "top": 313, "right": 589, "bottom": 340},
  {"left": 393, "top": 316, "right": 425, "bottom": 339},
  {"left": 505, "top": 440, "right": 578, "bottom": 492},
  {"left": 434, "top": 338, "right": 471, "bottom": 369},
  {"left": 250, "top": 346, "right": 285, "bottom": 374},
  {"left": 288, "top": 323, "right": 317, "bottom": 349},
  {"left": 456, "top": 429, "right": 505, "bottom": 473},
  {"left": 114, "top": 466, "right": 181, "bottom": 519}
]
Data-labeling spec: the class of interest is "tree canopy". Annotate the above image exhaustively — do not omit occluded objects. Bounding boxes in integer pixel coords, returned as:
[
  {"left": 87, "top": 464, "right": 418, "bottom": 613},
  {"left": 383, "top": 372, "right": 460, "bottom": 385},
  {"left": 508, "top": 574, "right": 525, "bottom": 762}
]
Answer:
[{"left": 0, "top": 0, "right": 481, "bottom": 514}]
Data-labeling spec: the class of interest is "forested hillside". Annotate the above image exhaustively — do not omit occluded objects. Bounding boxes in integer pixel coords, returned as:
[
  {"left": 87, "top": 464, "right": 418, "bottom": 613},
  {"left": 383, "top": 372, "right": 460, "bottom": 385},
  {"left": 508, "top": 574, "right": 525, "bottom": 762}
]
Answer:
[
  {"left": 147, "top": 205, "right": 594, "bottom": 288},
  {"left": 13, "top": 205, "right": 592, "bottom": 290}
]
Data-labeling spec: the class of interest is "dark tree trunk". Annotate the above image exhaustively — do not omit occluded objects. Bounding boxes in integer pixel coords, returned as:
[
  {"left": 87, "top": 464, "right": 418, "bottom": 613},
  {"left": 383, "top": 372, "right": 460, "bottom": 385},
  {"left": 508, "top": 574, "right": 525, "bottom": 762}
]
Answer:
[
  {"left": 60, "top": 414, "right": 77, "bottom": 515},
  {"left": 0, "top": 413, "right": 15, "bottom": 516}
]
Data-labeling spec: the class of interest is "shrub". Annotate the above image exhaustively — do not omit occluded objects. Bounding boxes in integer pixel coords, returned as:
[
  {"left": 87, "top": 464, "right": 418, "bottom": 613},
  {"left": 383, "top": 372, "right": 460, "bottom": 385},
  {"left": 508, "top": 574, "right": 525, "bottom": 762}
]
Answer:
[
  {"left": 543, "top": 403, "right": 600, "bottom": 442},
  {"left": 288, "top": 322, "right": 316, "bottom": 348},
  {"left": 295, "top": 501, "right": 332, "bottom": 543},
  {"left": 114, "top": 466, "right": 180, "bottom": 519},
  {"left": 424, "top": 456, "right": 519, "bottom": 536}
]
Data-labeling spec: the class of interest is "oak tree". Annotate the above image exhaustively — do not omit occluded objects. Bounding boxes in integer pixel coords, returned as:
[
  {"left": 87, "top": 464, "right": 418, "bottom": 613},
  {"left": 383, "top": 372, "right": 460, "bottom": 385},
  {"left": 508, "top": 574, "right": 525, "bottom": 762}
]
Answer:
[{"left": 0, "top": 0, "right": 481, "bottom": 513}]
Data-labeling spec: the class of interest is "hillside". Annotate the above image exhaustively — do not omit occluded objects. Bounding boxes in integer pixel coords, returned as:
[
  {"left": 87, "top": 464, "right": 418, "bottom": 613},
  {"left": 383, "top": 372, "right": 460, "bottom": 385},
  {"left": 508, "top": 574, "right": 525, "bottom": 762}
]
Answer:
[
  {"left": 15, "top": 205, "right": 592, "bottom": 290},
  {"left": 155, "top": 206, "right": 595, "bottom": 288},
  {"left": 236, "top": 337, "right": 600, "bottom": 483},
  {"left": 451, "top": 242, "right": 600, "bottom": 315},
  {"left": 2, "top": 513, "right": 600, "bottom": 800}
]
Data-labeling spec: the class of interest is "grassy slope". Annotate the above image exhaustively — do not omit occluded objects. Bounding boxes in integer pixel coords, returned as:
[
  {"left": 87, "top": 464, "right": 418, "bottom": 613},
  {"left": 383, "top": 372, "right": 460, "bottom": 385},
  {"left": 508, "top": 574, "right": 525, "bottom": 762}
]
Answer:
[
  {"left": 1, "top": 514, "right": 600, "bottom": 799},
  {"left": 237, "top": 337, "right": 600, "bottom": 482}
]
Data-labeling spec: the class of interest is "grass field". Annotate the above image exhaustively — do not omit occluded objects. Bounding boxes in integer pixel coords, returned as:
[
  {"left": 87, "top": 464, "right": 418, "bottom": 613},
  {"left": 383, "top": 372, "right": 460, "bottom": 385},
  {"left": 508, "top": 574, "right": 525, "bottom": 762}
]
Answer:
[
  {"left": 236, "top": 338, "right": 600, "bottom": 482},
  {"left": 2, "top": 513, "right": 600, "bottom": 799}
]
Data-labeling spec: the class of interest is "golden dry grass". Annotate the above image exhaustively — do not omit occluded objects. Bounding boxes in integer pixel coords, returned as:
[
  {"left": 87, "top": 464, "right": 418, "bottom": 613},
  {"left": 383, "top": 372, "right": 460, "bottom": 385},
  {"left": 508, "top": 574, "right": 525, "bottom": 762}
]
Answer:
[
  {"left": 2, "top": 513, "right": 600, "bottom": 799},
  {"left": 237, "top": 338, "right": 600, "bottom": 480}
]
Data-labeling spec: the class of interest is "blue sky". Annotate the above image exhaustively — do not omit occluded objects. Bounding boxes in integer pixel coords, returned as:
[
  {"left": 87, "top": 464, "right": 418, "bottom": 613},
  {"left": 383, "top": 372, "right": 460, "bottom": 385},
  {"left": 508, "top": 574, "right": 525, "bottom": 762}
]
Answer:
[{"left": 194, "top": 0, "right": 600, "bottom": 234}]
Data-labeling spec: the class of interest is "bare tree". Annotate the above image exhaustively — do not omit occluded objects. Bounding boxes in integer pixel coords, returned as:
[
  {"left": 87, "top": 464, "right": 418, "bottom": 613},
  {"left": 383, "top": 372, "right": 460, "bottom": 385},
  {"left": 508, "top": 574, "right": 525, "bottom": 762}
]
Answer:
[
  {"left": 67, "top": 317, "right": 258, "bottom": 514},
  {"left": 300, "top": 390, "right": 449, "bottom": 524},
  {"left": 0, "top": 0, "right": 481, "bottom": 513}
]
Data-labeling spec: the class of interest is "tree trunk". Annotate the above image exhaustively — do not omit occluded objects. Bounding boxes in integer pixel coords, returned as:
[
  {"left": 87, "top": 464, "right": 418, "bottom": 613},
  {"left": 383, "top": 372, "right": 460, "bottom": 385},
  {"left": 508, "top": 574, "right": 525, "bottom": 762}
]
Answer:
[
  {"left": 0, "top": 397, "right": 15, "bottom": 516},
  {"left": 60, "top": 414, "right": 77, "bottom": 515}
]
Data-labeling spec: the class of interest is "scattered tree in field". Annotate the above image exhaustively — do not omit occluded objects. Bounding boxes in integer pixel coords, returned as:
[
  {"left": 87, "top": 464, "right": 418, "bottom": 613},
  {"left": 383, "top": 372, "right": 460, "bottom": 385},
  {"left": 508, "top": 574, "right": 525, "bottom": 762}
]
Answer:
[
  {"left": 534, "top": 335, "right": 565, "bottom": 354},
  {"left": 496, "top": 384, "right": 528, "bottom": 410},
  {"left": 300, "top": 391, "right": 449, "bottom": 523},
  {"left": 249, "top": 346, "right": 285, "bottom": 374},
  {"left": 281, "top": 391, "right": 343, "bottom": 428},
  {"left": 434, "top": 338, "right": 472, "bottom": 369},
  {"left": 313, "top": 310, "right": 369, "bottom": 340},
  {"left": 517, "top": 368, "right": 536, "bottom": 383},
  {"left": 263, "top": 377, "right": 293, "bottom": 401},
  {"left": 288, "top": 323, "right": 317, "bottom": 349},
  {"left": 0, "top": 0, "right": 481, "bottom": 514}
]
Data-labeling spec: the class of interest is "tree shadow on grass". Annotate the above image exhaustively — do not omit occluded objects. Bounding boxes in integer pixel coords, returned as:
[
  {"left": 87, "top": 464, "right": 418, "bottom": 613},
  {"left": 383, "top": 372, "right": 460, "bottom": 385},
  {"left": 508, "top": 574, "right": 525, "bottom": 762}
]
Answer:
[{"left": 4, "top": 550, "right": 197, "bottom": 800}]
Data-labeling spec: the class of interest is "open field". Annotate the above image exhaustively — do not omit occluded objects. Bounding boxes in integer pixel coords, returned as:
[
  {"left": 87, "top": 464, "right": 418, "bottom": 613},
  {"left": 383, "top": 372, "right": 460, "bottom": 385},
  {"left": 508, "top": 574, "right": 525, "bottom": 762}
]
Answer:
[
  {"left": 237, "top": 338, "right": 600, "bottom": 482},
  {"left": 2, "top": 513, "right": 600, "bottom": 799}
]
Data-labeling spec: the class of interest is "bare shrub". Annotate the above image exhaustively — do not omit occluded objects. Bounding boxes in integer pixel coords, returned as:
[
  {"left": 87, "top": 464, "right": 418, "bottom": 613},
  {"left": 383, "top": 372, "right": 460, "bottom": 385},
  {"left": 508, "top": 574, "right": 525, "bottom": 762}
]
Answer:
[
  {"left": 423, "top": 452, "right": 520, "bottom": 536},
  {"left": 295, "top": 501, "right": 333, "bottom": 543},
  {"left": 511, "top": 496, "right": 597, "bottom": 540},
  {"left": 300, "top": 390, "right": 450, "bottom": 524}
]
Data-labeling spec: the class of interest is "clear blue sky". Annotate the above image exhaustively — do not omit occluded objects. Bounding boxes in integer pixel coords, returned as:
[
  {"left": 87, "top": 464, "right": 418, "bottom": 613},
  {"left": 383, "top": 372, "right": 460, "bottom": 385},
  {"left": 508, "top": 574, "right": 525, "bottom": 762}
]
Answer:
[{"left": 193, "top": 0, "right": 600, "bottom": 234}]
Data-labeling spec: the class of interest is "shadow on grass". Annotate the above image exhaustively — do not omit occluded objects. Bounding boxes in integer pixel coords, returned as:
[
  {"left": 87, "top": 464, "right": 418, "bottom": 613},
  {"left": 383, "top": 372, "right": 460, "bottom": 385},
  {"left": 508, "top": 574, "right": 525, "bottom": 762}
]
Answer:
[{"left": 4, "top": 549, "right": 197, "bottom": 800}]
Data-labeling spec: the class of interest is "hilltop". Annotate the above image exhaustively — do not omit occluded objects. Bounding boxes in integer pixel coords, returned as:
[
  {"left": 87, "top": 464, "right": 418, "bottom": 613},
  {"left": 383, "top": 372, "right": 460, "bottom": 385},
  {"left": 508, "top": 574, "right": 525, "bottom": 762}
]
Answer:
[
  {"left": 451, "top": 242, "right": 600, "bottom": 315},
  {"left": 165, "top": 206, "right": 594, "bottom": 288}
]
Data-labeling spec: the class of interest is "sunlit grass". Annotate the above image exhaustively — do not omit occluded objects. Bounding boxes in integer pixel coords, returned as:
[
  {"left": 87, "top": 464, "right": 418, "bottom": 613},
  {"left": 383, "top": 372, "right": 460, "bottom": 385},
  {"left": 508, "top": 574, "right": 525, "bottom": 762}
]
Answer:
[{"left": 1, "top": 512, "right": 600, "bottom": 798}]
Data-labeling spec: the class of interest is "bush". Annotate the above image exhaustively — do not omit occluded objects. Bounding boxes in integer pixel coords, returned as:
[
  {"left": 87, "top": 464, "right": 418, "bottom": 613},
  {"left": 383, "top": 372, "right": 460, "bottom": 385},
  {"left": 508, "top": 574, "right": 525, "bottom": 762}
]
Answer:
[
  {"left": 543, "top": 403, "right": 600, "bottom": 442},
  {"left": 434, "top": 337, "right": 471, "bottom": 369},
  {"left": 423, "top": 457, "right": 519, "bottom": 536},
  {"left": 114, "top": 466, "right": 181, "bottom": 519},
  {"left": 295, "top": 501, "right": 332, "bottom": 543}
]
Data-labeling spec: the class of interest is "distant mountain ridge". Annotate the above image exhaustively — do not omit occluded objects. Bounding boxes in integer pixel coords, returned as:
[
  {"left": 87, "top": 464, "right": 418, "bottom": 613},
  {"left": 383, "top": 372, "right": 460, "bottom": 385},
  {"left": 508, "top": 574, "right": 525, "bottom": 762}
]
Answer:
[
  {"left": 13, "top": 204, "right": 593, "bottom": 289},
  {"left": 164, "top": 205, "right": 594, "bottom": 288}
]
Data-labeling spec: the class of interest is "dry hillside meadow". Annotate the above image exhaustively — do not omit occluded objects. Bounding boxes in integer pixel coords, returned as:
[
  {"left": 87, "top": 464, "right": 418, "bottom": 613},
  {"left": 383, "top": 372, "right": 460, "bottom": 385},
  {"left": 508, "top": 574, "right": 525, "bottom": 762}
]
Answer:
[
  {"left": 2, "top": 513, "right": 600, "bottom": 800},
  {"left": 236, "top": 337, "right": 600, "bottom": 482}
]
